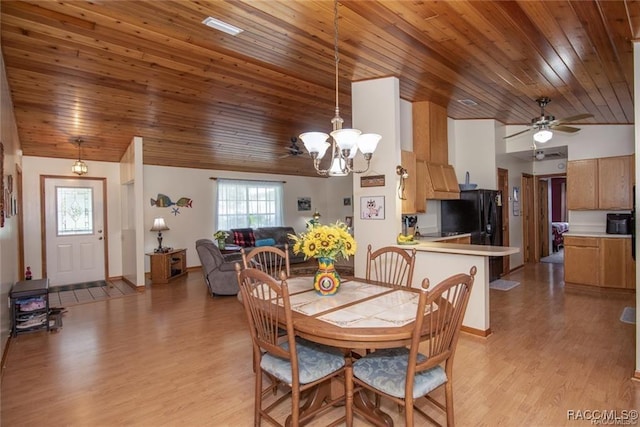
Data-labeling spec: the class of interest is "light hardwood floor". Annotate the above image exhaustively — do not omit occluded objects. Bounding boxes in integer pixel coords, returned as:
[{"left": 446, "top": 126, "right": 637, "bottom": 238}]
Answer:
[{"left": 1, "top": 262, "right": 637, "bottom": 426}]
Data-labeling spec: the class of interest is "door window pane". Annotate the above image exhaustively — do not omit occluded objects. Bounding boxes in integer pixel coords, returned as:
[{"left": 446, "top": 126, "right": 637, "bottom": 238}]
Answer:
[{"left": 56, "top": 186, "right": 94, "bottom": 236}]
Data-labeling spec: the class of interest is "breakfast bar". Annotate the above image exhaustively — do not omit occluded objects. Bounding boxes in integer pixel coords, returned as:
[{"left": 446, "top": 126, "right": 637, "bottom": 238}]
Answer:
[{"left": 395, "top": 241, "right": 519, "bottom": 336}]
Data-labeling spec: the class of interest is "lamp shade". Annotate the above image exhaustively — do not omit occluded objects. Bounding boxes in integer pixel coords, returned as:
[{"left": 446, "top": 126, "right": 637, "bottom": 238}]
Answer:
[
  {"left": 533, "top": 129, "right": 552, "bottom": 143},
  {"left": 330, "top": 128, "right": 361, "bottom": 151},
  {"left": 299, "top": 132, "right": 331, "bottom": 159},
  {"left": 150, "top": 217, "right": 169, "bottom": 231},
  {"left": 328, "top": 156, "right": 348, "bottom": 176},
  {"left": 357, "top": 133, "right": 382, "bottom": 154}
]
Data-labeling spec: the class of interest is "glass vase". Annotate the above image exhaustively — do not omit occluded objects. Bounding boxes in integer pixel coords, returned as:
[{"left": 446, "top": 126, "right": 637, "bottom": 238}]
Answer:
[
  {"left": 217, "top": 239, "right": 226, "bottom": 250},
  {"left": 314, "top": 257, "right": 341, "bottom": 296}
]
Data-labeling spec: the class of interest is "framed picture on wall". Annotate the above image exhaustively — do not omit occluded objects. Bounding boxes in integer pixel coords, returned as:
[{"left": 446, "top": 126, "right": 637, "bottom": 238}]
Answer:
[
  {"left": 360, "top": 196, "right": 385, "bottom": 220},
  {"left": 345, "top": 216, "right": 353, "bottom": 227},
  {"left": 343, "top": 197, "right": 351, "bottom": 206},
  {"left": 297, "top": 197, "right": 311, "bottom": 211}
]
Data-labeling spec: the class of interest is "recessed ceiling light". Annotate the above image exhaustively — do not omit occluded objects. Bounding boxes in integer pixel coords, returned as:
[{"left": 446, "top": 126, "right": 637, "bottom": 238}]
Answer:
[
  {"left": 457, "top": 99, "right": 478, "bottom": 106},
  {"left": 202, "top": 17, "right": 243, "bottom": 36}
]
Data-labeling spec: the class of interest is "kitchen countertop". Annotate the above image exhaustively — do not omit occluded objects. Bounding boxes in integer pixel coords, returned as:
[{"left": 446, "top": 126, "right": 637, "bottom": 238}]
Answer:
[
  {"left": 395, "top": 241, "right": 519, "bottom": 257},
  {"left": 564, "top": 232, "right": 631, "bottom": 239}
]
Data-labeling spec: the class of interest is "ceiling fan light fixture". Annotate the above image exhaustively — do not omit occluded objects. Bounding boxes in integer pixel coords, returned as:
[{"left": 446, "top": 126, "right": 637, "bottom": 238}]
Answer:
[
  {"left": 533, "top": 129, "right": 553, "bottom": 143},
  {"left": 298, "top": 0, "right": 380, "bottom": 176}
]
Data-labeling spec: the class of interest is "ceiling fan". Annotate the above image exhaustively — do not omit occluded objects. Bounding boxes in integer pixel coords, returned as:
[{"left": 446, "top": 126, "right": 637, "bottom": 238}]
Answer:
[
  {"left": 279, "top": 137, "right": 304, "bottom": 158},
  {"left": 504, "top": 97, "right": 593, "bottom": 142}
]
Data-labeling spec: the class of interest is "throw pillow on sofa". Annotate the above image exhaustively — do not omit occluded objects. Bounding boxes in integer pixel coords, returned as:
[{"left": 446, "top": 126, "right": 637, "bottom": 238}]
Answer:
[
  {"left": 255, "top": 238, "right": 276, "bottom": 247},
  {"left": 232, "top": 228, "right": 256, "bottom": 247}
]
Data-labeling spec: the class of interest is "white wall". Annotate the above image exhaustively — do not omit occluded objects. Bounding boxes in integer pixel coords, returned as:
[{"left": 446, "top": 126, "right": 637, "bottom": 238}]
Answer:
[
  {"left": 0, "top": 50, "right": 22, "bottom": 349},
  {"left": 352, "top": 77, "right": 403, "bottom": 278},
  {"left": 21, "top": 157, "right": 124, "bottom": 280},
  {"left": 451, "top": 119, "right": 500, "bottom": 190},
  {"left": 143, "top": 165, "right": 352, "bottom": 270},
  {"left": 19, "top": 156, "right": 354, "bottom": 282}
]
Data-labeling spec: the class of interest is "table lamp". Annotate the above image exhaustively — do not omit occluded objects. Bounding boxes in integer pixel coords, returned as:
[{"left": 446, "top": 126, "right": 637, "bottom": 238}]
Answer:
[{"left": 150, "top": 217, "right": 169, "bottom": 252}]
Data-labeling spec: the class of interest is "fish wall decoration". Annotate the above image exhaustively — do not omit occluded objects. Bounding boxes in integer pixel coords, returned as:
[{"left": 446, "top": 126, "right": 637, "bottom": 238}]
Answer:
[{"left": 150, "top": 193, "right": 193, "bottom": 208}]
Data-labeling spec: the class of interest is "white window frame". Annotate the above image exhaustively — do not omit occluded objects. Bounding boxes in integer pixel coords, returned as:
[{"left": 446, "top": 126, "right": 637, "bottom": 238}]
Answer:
[{"left": 216, "top": 179, "right": 284, "bottom": 230}]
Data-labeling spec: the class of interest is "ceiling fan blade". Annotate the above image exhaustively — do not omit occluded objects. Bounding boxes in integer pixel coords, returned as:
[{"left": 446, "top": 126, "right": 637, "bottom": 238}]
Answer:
[
  {"left": 504, "top": 128, "right": 532, "bottom": 139},
  {"left": 551, "top": 125, "right": 580, "bottom": 133},
  {"left": 554, "top": 113, "right": 593, "bottom": 124}
]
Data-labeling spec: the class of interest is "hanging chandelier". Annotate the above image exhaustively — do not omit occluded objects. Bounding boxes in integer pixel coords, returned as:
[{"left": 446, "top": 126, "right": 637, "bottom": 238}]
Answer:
[
  {"left": 71, "top": 138, "right": 88, "bottom": 176},
  {"left": 299, "top": 0, "right": 381, "bottom": 176}
]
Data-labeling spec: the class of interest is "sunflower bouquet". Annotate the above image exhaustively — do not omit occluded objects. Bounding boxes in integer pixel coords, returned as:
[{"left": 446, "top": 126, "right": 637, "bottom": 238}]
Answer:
[{"left": 289, "top": 221, "right": 356, "bottom": 261}]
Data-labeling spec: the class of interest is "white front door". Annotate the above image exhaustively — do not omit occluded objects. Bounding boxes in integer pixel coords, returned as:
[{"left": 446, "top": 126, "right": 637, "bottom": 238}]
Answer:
[{"left": 45, "top": 177, "right": 106, "bottom": 286}]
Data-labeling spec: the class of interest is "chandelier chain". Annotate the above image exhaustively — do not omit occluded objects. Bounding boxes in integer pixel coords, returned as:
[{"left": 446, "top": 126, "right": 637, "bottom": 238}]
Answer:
[{"left": 334, "top": 0, "right": 339, "bottom": 114}]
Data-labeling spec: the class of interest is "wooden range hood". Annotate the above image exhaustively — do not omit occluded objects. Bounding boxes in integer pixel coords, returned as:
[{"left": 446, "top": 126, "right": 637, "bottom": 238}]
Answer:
[{"left": 413, "top": 101, "right": 460, "bottom": 203}]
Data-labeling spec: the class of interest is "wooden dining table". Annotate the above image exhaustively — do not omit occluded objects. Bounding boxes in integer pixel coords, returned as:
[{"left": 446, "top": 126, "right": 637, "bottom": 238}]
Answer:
[{"left": 282, "top": 276, "right": 427, "bottom": 427}]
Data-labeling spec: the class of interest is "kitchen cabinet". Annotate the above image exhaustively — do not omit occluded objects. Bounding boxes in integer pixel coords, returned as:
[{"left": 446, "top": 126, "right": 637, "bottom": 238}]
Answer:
[
  {"left": 567, "top": 159, "right": 597, "bottom": 210},
  {"left": 564, "top": 236, "right": 635, "bottom": 289},
  {"left": 401, "top": 150, "right": 417, "bottom": 214},
  {"left": 600, "top": 238, "right": 635, "bottom": 289},
  {"left": 567, "top": 155, "right": 633, "bottom": 210},
  {"left": 412, "top": 101, "right": 448, "bottom": 164},
  {"left": 448, "top": 236, "right": 471, "bottom": 244},
  {"left": 598, "top": 155, "right": 633, "bottom": 210},
  {"left": 564, "top": 236, "right": 600, "bottom": 286}
]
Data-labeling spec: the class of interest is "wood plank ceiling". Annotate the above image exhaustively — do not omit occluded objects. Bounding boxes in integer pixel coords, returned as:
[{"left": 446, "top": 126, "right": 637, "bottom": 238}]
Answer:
[{"left": 1, "top": 1, "right": 639, "bottom": 177}]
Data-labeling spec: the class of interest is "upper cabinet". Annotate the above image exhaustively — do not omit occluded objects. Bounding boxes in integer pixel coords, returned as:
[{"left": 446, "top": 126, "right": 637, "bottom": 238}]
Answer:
[
  {"left": 412, "top": 101, "right": 448, "bottom": 164},
  {"left": 598, "top": 155, "right": 634, "bottom": 210},
  {"left": 567, "top": 155, "right": 634, "bottom": 210},
  {"left": 412, "top": 101, "right": 459, "bottom": 201}
]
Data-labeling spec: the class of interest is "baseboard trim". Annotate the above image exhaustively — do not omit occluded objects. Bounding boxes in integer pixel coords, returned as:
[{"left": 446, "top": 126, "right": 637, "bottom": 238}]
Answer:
[
  {"left": 461, "top": 325, "right": 491, "bottom": 337},
  {"left": 564, "top": 282, "right": 635, "bottom": 296},
  {"left": 633, "top": 371, "right": 640, "bottom": 382}
]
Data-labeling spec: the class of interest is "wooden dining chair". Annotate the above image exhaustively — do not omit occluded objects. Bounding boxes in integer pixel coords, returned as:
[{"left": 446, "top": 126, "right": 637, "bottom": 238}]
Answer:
[
  {"left": 241, "top": 244, "right": 290, "bottom": 279},
  {"left": 365, "top": 244, "right": 417, "bottom": 287},
  {"left": 345, "top": 266, "right": 477, "bottom": 427},
  {"left": 236, "top": 265, "right": 346, "bottom": 427}
]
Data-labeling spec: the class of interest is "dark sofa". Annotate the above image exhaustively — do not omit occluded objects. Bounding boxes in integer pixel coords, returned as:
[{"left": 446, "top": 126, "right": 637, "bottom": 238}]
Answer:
[{"left": 225, "top": 226, "right": 306, "bottom": 264}]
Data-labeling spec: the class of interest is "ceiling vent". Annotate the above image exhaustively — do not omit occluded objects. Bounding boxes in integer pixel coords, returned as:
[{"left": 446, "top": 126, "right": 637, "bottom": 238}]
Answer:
[{"left": 457, "top": 99, "right": 478, "bottom": 106}]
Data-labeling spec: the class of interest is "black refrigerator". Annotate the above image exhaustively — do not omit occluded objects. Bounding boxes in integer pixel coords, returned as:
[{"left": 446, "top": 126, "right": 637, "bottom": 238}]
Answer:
[{"left": 441, "top": 189, "right": 503, "bottom": 281}]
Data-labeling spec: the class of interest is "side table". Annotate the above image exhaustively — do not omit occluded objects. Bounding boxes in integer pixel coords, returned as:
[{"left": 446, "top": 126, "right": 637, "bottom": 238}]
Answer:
[{"left": 147, "top": 248, "right": 187, "bottom": 284}]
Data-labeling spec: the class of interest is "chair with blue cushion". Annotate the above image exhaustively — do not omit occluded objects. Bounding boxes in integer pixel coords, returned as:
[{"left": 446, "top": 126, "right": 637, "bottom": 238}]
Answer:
[
  {"left": 345, "top": 266, "right": 477, "bottom": 427},
  {"left": 236, "top": 265, "right": 346, "bottom": 427},
  {"left": 241, "top": 244, "right": 290, "bottom": 279}
]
